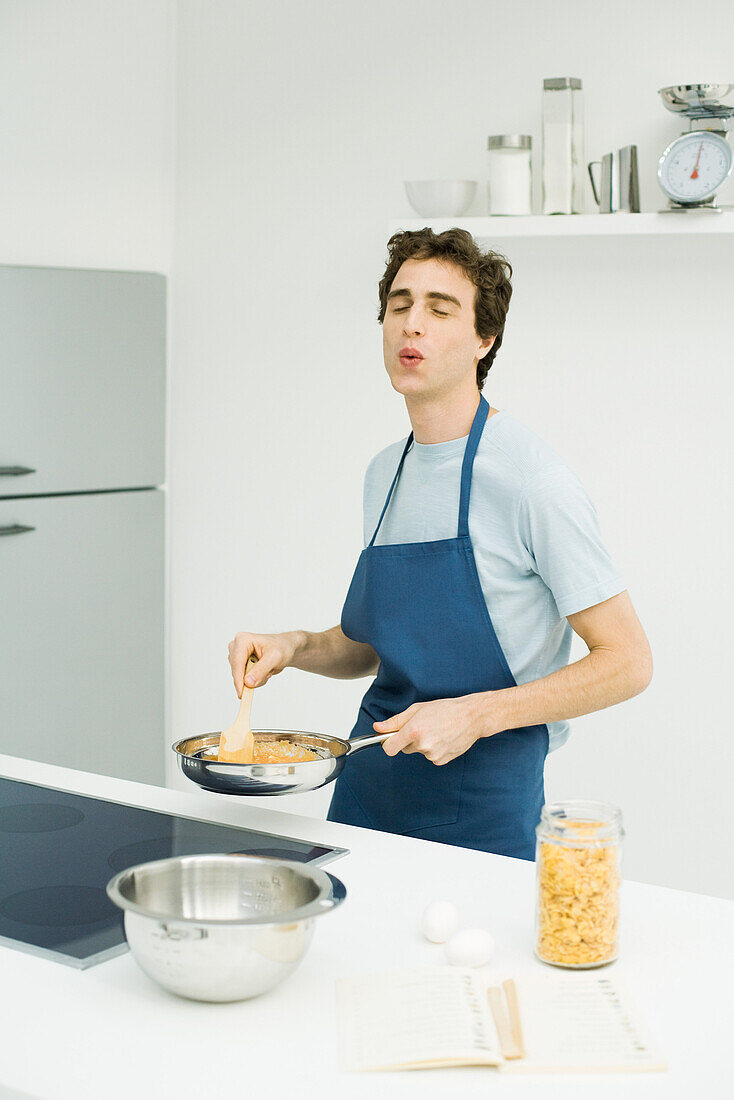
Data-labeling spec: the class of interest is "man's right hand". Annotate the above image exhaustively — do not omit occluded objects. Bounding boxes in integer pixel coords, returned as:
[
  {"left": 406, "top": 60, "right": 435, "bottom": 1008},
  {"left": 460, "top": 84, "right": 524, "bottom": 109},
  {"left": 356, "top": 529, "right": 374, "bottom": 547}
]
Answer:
[
  {"left": 228, "top": 624, "right": 379, "bottom": 694},
  {"left": 227, "top": 631, "right": 304, "bottom": 697}
]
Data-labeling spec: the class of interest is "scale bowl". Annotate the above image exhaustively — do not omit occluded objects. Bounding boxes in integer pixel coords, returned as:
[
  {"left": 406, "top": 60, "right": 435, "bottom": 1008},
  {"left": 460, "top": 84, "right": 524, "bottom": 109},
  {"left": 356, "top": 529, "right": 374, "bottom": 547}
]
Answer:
[{"left": 659, "top": 83, "right": 734, "bottom": 113}]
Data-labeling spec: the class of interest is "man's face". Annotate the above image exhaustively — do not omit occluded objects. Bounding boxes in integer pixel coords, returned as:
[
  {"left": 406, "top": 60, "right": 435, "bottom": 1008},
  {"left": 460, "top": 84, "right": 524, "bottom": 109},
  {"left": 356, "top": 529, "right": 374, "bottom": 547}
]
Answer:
[{"left": 382, "top": 257, "right": 494, "bottom": 401}]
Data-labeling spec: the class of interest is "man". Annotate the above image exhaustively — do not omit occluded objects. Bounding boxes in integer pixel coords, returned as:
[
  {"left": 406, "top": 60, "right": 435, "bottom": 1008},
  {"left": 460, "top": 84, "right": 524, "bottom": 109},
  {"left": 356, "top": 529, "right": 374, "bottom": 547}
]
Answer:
[{"left": 228, "top": 228, "right": 652, "bottom": 859}]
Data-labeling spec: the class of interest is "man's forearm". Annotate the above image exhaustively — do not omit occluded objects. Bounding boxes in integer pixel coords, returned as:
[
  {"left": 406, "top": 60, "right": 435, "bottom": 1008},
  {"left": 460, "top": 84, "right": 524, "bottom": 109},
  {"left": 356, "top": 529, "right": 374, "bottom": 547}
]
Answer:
[
  {"left": 290, "top": 625, "right": 379, "bottom": 680},
  {"left": 488, "top": 647, "right": 652, "bottom": 734}
]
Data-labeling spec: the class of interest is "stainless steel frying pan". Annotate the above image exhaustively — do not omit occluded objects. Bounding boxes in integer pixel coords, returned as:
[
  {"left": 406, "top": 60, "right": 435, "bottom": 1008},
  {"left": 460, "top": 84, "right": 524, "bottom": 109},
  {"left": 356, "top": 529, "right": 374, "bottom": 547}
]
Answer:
[{"left": 172, "top": 729, "right": 391, "bottom": 796}]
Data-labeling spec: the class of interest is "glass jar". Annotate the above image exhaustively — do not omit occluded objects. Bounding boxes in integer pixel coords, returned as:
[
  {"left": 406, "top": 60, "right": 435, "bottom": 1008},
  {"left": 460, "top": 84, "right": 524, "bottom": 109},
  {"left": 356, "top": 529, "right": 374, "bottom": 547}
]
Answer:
[
  {"left": 542, "top": 77, "right": 585, "bottom": 214},
  {"left": 487, "top": 135, "right": 532, "bottom": 215},
  {"left": 535, "top": 800, "right": 623, "bottom": 968}
]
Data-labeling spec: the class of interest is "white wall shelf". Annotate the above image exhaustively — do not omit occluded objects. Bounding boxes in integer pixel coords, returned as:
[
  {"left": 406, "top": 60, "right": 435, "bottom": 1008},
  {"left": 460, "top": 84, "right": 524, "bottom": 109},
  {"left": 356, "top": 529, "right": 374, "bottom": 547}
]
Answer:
[{"left": 387, "top": 212, "right": 734, "bottom": 239}]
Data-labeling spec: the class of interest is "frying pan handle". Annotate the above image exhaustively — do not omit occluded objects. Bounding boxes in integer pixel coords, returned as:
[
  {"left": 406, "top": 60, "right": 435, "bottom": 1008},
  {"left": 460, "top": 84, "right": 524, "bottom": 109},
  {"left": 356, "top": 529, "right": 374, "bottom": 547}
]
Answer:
[{"left": 346, "top": 731, "right": 393, "bottom": 754}]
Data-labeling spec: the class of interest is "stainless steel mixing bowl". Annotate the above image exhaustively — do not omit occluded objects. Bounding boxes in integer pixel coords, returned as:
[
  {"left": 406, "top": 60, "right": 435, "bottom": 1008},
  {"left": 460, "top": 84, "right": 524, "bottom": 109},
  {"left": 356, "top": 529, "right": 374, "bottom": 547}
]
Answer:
[
  {"left": 172, "top": 728, "right": 390, "bottom": 795},
  {"left": 106, "top": 853, "right": 346, "bottom": 1002},
  {"left": 659, "top": 83, "right": 734, "bottom": 114}
]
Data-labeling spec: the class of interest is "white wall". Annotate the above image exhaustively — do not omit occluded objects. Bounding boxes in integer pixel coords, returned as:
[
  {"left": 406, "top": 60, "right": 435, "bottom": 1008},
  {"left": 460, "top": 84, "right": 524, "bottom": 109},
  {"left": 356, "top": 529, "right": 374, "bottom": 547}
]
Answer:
[
  {"left": 170, "top": 0, "right": 734, "bottom": 900},
  {"left": 2, "top": 1, "right": 733, "bottom": 898},
  {"left": 490, "top": 231, "right": 734, "bottom": 900}
]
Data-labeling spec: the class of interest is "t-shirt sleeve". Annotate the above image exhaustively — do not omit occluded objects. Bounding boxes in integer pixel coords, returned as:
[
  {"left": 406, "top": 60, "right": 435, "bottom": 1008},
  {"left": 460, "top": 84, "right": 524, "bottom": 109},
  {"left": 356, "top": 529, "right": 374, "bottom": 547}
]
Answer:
[{"left": 517, "top": 465, "right": 626, "bottom": 618}]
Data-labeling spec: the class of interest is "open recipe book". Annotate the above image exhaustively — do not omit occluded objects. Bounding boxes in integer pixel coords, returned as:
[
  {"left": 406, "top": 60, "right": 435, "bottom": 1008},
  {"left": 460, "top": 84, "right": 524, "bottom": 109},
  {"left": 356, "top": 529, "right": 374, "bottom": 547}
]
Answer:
[{"left": 335, "top": 967, "right": 667, "bottom": 1074}]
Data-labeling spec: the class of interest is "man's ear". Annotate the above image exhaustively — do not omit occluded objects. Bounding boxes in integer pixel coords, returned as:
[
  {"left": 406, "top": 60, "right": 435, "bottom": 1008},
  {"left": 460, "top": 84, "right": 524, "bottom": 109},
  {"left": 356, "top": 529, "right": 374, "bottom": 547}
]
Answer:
[{"left": 478, "top": 335, "right": 496, "bottom": 360}]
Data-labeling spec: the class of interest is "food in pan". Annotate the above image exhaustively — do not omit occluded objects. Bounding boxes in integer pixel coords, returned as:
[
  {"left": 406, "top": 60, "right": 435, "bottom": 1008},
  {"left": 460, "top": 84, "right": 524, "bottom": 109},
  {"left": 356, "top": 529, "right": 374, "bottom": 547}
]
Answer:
[
  {"left": 253, "top": 740, "right": 320, "bottom": 764},
  {"left": 217, "top": 738, "right": 320, "bottom": 764}
]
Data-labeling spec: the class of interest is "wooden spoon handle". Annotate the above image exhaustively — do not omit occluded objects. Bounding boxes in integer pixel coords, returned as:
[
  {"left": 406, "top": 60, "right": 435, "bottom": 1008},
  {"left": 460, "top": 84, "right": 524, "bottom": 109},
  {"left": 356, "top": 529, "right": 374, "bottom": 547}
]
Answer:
[
  {"left": 241, "top": 651, "right": 259, "bottom": 696},
  {"left": 218, "top": 653, "right": 259, "bottom": 763}
]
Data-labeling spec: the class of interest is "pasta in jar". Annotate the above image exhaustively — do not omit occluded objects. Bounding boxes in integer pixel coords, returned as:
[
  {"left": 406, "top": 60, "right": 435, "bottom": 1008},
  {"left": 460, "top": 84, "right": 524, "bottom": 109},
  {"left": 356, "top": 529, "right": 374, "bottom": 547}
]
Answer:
[{"left": 535, "top": 802, "right": 623, "bottom": 968}]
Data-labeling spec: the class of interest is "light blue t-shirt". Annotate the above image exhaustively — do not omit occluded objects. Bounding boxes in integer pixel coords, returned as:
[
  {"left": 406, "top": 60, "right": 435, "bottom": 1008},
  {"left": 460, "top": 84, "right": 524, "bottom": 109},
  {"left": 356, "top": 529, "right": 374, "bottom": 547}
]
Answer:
[{"left": 362, "top": 408, "right": 626, "bottom": 753}]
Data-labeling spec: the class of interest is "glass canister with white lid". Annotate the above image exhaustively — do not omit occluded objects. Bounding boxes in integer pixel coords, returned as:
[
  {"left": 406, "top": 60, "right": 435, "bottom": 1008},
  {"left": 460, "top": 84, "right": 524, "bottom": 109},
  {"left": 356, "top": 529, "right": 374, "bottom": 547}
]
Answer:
[
  {"left": 535, "top": 800, "right": 623, "bottom": 968},
  {"left": 542, "top": 77, "right": 585, "bottom": 214},
  {"left": 487, "top": 135, "right": 532, "bottom": 215}
]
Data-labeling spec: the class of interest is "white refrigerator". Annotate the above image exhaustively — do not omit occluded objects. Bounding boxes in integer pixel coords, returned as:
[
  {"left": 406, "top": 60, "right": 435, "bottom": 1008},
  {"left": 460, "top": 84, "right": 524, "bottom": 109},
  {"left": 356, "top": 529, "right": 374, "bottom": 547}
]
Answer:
[{"left": 0, "top": 265, "right": 166, "bottom": 784}]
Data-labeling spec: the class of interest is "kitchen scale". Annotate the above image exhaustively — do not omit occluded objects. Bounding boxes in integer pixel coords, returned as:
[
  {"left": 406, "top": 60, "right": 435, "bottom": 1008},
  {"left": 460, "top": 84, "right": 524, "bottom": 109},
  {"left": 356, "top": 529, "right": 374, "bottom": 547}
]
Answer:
[
  {"left": 0, "top": 774, "right": 348, "bottom": 969},
  {"left": 657, "top": 83, "right": 734, "bottom": 212}
]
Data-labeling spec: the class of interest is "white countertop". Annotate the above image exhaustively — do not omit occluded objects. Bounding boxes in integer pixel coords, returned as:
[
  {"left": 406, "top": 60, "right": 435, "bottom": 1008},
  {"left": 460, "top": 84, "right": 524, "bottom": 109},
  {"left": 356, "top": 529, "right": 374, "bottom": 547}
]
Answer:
[{"left": 0, "top": 753, "right": 730, "bottom": 1099}]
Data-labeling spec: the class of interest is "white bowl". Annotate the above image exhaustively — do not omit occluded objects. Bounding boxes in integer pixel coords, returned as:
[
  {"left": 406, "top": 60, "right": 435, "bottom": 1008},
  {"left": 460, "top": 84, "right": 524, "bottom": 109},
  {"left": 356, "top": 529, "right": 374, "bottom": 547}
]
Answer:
[{"left": 404, "top": 180, "right": 477, "bottom": 217}]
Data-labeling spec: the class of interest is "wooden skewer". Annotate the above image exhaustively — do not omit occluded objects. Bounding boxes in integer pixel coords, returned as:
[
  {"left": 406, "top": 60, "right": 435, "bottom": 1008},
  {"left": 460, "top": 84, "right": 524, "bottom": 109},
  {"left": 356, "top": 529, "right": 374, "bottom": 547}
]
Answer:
[
  {"left": 487, "top": 986, "right": 519, "bottom": 1059},
  {"left": 217, "top": 653, "right": 259, "bottom": 763},
  {"left": 501, "top": 979, "right": 526, "bottom": 1059}
]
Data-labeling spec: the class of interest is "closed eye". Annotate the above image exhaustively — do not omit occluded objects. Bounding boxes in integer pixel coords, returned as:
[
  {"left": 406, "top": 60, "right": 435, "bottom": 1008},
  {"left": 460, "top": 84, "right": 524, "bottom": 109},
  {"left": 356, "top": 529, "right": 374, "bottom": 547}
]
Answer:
[{"left": 392, "top": 306, "right": 449, "bottom": 316}]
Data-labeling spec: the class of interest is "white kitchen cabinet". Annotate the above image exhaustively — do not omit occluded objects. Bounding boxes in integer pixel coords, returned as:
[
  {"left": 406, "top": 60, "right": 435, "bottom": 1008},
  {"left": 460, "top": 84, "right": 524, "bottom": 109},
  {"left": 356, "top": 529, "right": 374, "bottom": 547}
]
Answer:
[
  {"left": 0, "top": 263, "right": 166, "bottom": 784},
  {"left": 0, "top": 489, "right": 164, "bottom": 783},
  {"left": 0, "top": 265, "right": 165, "bottom": 496}
]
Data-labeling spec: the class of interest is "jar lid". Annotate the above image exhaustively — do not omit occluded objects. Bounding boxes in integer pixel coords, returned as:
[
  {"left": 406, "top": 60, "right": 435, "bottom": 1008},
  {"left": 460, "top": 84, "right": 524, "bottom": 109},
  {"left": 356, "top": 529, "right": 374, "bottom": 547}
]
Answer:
[
  {"left": 487, "top": 134, "right": 532, "bottom": 150},
  {"left": 537, "top": 799, "right": 623, "bottom": 844},
  {"left": 543, "top": 77, "right": 582, "bottom": 90}
]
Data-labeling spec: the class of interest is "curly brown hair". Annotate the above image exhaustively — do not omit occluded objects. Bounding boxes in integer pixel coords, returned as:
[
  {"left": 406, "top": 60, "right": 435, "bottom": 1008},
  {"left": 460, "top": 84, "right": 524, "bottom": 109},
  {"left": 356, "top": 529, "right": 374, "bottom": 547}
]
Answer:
[{"left": 377, "top": 227, "right": 513, "bottom": 390}]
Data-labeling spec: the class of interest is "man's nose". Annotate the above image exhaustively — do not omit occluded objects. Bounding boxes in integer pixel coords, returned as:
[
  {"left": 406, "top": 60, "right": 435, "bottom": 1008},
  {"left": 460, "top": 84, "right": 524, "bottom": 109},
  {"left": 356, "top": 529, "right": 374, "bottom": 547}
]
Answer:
[{"left": 403, "top": 307, "right": 425, "bottom": 335}]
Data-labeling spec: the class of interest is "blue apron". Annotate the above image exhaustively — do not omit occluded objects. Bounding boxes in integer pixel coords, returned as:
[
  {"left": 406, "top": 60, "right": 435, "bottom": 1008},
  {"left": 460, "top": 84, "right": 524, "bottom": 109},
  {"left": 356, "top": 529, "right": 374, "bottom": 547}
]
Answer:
[{"left": 326, "top": 395, "right": 549, "bottom": 860}]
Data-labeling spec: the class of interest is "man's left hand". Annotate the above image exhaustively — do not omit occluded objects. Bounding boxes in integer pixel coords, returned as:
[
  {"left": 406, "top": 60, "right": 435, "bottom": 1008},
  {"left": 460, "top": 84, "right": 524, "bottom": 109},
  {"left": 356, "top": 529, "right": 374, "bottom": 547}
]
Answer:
[{"left": 372, "top": 693, "right": 502, "bottom": 765}]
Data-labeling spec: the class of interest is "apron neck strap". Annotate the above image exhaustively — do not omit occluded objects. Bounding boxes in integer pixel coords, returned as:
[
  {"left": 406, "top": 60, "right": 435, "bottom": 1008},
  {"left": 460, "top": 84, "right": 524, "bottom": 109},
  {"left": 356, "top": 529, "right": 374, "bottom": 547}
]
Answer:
[
  {"left": 368, "top": 432, "right": 414, "bottom": 547},
  {"left": 458, "top": 394, "right": 489, "bottom": 538},
  {"left": 368, "top": 394, "right": 490, "bottom": 547}
]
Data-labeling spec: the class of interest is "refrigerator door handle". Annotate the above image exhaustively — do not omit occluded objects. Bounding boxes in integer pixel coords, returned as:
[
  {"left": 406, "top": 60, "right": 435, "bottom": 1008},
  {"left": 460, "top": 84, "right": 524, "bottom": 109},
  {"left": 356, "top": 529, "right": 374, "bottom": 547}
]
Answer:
[
  {"left": 0, "top": 524, "right": 36, "bottom": 537},
  {"left": 0, "top": 466, "right": 36, "bottom": 477}
]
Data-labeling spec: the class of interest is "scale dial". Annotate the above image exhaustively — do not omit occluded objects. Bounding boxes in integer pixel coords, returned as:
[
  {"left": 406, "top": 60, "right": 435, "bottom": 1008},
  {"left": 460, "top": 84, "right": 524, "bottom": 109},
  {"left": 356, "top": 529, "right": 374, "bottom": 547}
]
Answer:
[{"left": 657, "top": 130, "right": 733, "bottom": 205}]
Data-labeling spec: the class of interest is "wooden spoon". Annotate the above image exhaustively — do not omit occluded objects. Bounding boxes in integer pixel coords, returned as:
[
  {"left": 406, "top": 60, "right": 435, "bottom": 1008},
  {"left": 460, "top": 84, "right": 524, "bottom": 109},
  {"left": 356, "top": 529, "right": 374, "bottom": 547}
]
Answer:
[{"left": 218, "top": 653, "right": 260, "bottom": 763}]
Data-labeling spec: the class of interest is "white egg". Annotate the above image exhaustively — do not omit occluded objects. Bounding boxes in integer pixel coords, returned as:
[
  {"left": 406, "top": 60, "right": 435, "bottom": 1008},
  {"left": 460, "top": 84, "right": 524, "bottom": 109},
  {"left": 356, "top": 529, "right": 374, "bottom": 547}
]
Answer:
[
  {"left": 420, "top": 900, "right": 460, "bottom": 944},
  {"left": 445, "top": 928, "right": 495, "bottom": 968}
]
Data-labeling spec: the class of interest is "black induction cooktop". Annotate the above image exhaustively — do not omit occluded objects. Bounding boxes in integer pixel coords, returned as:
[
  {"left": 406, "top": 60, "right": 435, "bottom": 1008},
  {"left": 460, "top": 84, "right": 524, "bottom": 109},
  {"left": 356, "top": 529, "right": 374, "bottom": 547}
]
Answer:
[{"left": 0, "top": 775, "right": 348, "bottom": 969}]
